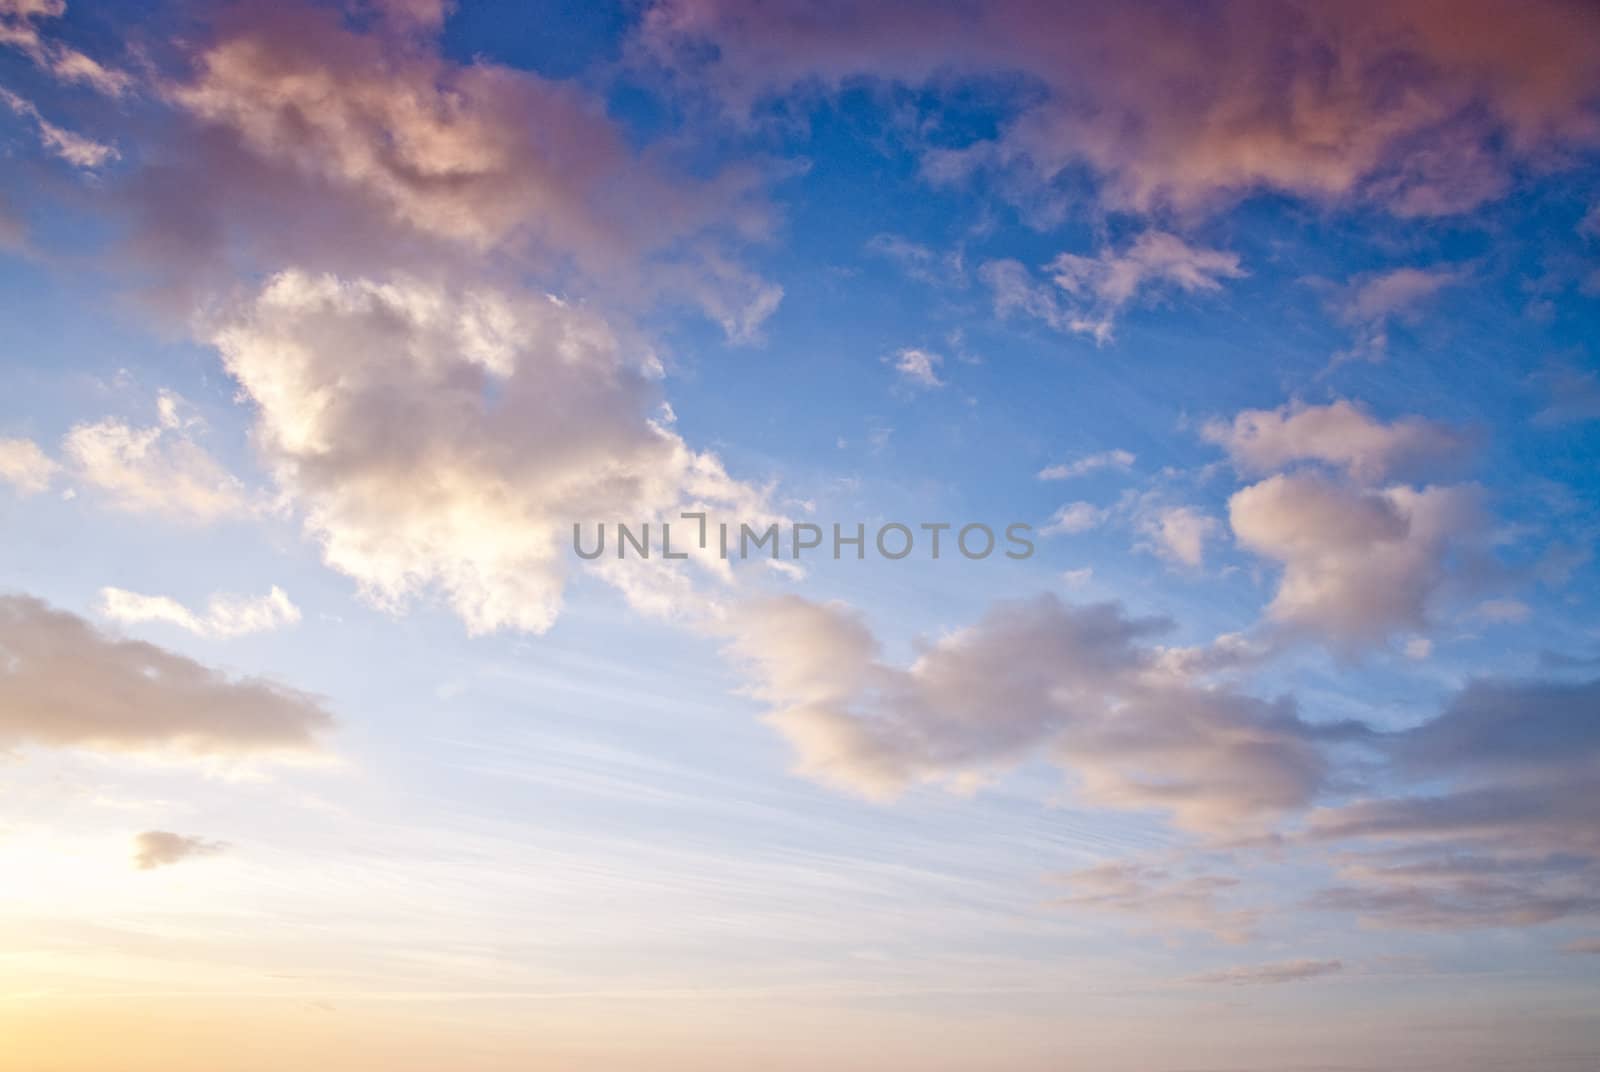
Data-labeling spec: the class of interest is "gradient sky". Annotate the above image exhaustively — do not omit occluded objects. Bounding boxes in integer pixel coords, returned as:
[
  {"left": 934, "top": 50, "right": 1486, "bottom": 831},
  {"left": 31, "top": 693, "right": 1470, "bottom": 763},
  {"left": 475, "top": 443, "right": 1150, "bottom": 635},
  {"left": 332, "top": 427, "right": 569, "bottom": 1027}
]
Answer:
[{"left": 2, "top": 2, "right": 1599, "bottom": 1070}]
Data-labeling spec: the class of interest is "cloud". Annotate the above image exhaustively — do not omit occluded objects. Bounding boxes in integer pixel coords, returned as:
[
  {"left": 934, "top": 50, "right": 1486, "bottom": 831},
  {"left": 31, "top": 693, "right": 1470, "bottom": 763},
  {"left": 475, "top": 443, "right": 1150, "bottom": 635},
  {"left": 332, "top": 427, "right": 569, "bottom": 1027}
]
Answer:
[
  {"left": 1228, "top": 472, "right": 1485, "bottom": 650},
  {"left": 1203, "top": 400, "right": 1469, "bottom": 484},
  {"left": 211, "top": 270, "right": 768, "bottom": 634},
  {"left": 1472, "top": 598, "right": 1530, "bottom": 625},
  {"left": 0, "top": 0, "right": 132, "bottom": 97},
  {"left": 1041, "top": 502, "right": 1105, "bottom": 536},
  {"left": 1191, "top": 958, "right": 1343, "bottom": 986},
  {"left": 99, "top": 585, "right": 301, "bottom": 639},
  {"left": 723, "top": 593, "right": 1346, "bottom": 834},
  {"left": 1305, "top": 678, "right": 1600, "bottom": 930},
  {"left": 1330, "top": 266, "right": 1466, "bottom": 367},
  {"left": 1391, "top": 678, "right": 1600, "bottom": 784},
  {"left": 641, "top": 1, "right": 1600, "bottom": 218},
  {"left": 1532, "top": 364, "right": 1600, "bottom": 426},
  {"left": 982, "top": 231, "right": 1243, "bottom": 343},
  {"left": 1038, "top": 449, "right": 1135, "bottom": 481},
  {"left": 0, "top": 87, "right": 118, "bottom": 168},
  {"left": 0, "top": 594, "right": 332, "bottom": 756},
  {"left": 0, "top": 436, "right": 57, "bottom": 494},
  {"left": 1564, "top": 938, "right": 1600, "bottom": 955},
  {"left": 131, "top": 830, "right": 228, "bottom": 871},
  {"left": 1050, "top": 860, "right": 1259, "bottom": 943},
  {"left": 1137, "top": 505, "right": 1218, "bottom": 568},
  {"left": 866, "top": 233, "right": 966, "bottom": 288},
  {"left": 169, "top": 2, "right": 667, "bottom": 250},
  {"left": 62, "top": 399, "right": 255, "bottom": 523},
  {"left": 136, "top": 0, "right": 777, "bottom": 335},
  {"left": 888, "top": 347, "right": 945, "bottom": 389}
]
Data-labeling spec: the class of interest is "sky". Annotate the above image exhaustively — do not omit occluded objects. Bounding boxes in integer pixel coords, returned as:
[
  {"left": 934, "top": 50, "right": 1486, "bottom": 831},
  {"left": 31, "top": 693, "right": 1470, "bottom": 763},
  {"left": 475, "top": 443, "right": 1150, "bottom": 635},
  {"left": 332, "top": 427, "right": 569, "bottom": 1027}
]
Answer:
[{"left": 1, "top": 1, "right": 1598, "bottom": 1069}]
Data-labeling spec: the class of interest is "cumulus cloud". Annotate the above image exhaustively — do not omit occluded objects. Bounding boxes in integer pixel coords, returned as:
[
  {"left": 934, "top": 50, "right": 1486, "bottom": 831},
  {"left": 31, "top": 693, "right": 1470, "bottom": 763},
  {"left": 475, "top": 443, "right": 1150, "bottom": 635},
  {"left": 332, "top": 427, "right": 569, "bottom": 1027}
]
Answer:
[
  {"left": 99, "top": 585, "right": 301, "bottom": 639},
  {"left": 211, "top": 270, "right": 768, "bottom": 634},
  {"left": 1203, "top": 400, "right": 1469, "bottom": 484},
  {"left": 1191, "top": 958, "right": 1343, "bottom": 986},
  {"left": 1229, "top": 472, "right": 1484, "bottom": 650},
  {"left": 0, "top": 594, "right": 332, "bottom": 756},
  {"left": 0, "top": 436, "right": 56, "bottom": 494},
  {"left": 723, "top": 593, "right": 1349, "bottom": 834},
  {"left": 1038, "top": 449, "right": 1135, "bottom": 481},
  {"left": 131, "top": 830, "right": 228, "bottom": 870},
  {"left": 641, "top": 0, "right": 1600, "bottom": 218},
  {"left": 982, "top": 231, "right": 1243, "bottom": 343}
]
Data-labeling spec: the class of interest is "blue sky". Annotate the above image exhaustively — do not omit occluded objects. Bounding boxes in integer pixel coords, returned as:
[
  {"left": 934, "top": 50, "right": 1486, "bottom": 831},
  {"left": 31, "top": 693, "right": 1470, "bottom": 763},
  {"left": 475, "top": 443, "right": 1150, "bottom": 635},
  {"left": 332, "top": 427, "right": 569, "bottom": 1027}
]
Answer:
[{"left": 1, "top": 2, "right": 1599, "bottom": 1069}]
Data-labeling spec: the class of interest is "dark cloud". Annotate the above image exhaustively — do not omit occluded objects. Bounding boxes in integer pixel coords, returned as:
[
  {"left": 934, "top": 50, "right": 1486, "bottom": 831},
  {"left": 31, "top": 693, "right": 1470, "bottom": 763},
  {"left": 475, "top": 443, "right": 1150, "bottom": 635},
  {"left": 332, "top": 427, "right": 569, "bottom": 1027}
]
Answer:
[{"left": 1304, "top": 677, "right": 1600, "bottom": 930}]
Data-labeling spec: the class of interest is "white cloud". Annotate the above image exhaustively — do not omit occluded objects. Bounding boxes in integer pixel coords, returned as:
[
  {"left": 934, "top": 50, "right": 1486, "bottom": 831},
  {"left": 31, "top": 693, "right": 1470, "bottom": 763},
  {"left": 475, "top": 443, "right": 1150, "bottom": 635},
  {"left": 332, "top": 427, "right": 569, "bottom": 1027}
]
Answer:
[
  {"left": 1061, "top": 568, "right": 1094, "bottom": 588},
  {"left": 1203, "top": 399, "right": 1468, "bottom": 484},
  {"left": 99, "top": 585, "right": 302, "bottom": 639},
  {"left": 211, "top": 270, "right": 769, "bottom": 635},
  {"left": 1137, "top": 504, "right": 1218, "bottom": 567},
  {"left": 1038, "top": 449, "right": 1135, "bottom": 481},
  {"left": 62, "top": 401, "right": 254, "bottom": 523},
  {"left": 983, "top": 231, "right": 1244, "bottom": 343},
  {"left": 1229, "top": 472, "right": 1484, "bottom": 650},
  {"left": 0, "top": 436, "right": 57, "bottom": 494},
  {"left": 0, "top": 593, "right": 331, "bottom": 756},
  {"left": 1041, "top": 501, "right": 1105, "bottom": 536},
  {"left": 888, "top": 347, "right": 945, "bottom": 389}
]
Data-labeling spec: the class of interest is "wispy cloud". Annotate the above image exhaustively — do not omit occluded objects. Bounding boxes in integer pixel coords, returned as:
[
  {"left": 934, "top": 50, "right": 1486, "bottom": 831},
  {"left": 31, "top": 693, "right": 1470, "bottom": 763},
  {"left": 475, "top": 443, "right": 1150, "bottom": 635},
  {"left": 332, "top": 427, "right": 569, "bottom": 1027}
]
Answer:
[
  {"left": 983, "top": 231, "right": 1243, "bottom": 343},
  {"left": 1038, "top": 449, "right": 1135, "bottom": 481},
  {"left": 131, "top": 831, "right": 229, "bottom": 871},
  {"left": 99, "top": 585, "right": 302, "bottom": 639},
  {"left": 1190, "top": 958, "right": 1342, "bottom": 986},
  {"left": 888, "top": 347, "right": 945, "bottom": 389}
]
